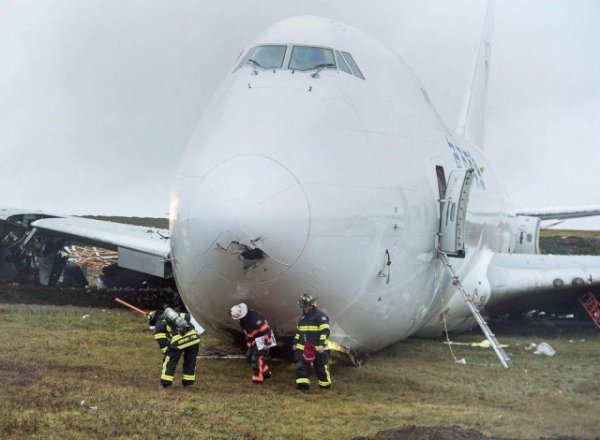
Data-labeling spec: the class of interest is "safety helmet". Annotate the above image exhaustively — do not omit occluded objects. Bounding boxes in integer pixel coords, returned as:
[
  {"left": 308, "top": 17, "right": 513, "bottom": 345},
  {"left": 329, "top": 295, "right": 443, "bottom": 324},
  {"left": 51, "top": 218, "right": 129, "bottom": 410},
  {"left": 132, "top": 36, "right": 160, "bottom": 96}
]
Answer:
[
  {"left": 229, "top": 303, "right": 248, "bottom": 320},
  {"left": 298, "top": 294, "right": 317, "bottom": 308},
  {"left": 147, "top": 310, "right": 160, "bottom": 326}
]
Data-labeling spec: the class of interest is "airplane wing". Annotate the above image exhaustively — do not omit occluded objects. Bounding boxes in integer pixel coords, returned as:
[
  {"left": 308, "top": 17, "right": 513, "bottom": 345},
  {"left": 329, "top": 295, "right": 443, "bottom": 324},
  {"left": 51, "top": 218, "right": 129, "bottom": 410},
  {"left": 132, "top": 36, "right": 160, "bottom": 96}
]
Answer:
[
  {"left": 31, "top": 217, "right": 169, "bottom": 259},
  {"left": 0, "top": 208, "right": 170, "bottom": 282},
  {"left": 516, "top": 205, "right": 600, "bottom": 220},
  {"left": 485, "top": 252, "right": 600, "bottom": 312}
]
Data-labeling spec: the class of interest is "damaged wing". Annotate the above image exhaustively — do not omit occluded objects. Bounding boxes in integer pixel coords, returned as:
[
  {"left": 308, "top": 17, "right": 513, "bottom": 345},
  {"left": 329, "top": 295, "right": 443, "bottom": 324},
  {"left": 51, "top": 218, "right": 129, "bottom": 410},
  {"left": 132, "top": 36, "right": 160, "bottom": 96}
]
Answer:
[
  {"left": 486, "top": 253, "right": 600, "bottom": 312},
  {"left": 0, "top": 208, "right": 170, "bottom": 282},
  {"left": 32, "top": 217, "right": 169, "bottom": 261},
  {"left": 516, "top": 205, "right": 600, "bottom": 220}
]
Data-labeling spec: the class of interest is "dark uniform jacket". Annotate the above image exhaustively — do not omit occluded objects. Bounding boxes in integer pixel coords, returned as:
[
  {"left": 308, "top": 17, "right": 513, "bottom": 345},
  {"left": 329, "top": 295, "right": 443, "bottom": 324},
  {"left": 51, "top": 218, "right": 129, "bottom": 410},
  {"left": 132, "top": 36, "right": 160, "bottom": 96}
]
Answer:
[
  {"left": 239, "top": 309, "right": 273, "bottom": 349},
  {"left": 154, "top": 312, "right": 200, "bottom": 353},
  {"left": 294, "top": 307, "right": 330, "bottom": 351}
]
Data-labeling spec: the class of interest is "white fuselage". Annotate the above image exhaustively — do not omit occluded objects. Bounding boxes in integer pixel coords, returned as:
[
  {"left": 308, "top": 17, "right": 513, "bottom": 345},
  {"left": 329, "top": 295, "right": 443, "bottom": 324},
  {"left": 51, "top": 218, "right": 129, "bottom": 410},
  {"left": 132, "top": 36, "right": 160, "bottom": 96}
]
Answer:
[{"left": 169, "top": 16, "right": 514, "bottom": 352}]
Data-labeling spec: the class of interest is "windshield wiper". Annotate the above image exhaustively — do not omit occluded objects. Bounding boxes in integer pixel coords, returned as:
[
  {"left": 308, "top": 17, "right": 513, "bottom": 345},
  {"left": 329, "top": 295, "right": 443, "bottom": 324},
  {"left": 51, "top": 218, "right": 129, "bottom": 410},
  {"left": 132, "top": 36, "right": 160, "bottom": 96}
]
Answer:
[
  {"left": 247, "top": 58, "right": 265, "bottom": 69},
  {"left": 310, "top": 63, "right": 336, "bottom": 78},
  {"left": 247, "top": 58, "right": 266, "bottom": 76}
]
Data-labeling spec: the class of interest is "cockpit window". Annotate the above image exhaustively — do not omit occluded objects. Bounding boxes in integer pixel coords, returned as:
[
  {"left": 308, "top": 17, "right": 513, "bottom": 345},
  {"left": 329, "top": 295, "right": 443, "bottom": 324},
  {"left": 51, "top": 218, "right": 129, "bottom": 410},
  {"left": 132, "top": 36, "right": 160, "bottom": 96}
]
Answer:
[
  {"left": 341, "top": 51, "right": 365, "bottom": 80},
  {"left": 234, "top": 45, "right": 287, "bottom": 71},
  {"left": 289, "top": 46, "right": 336, "bottom": 71},
  {"left": 335, "top": 50, "right": 352, "bottom": 75},
  {"left": 234, "top": 49, "right": 252, "bottom": 72},
  {"left": 248, "top": 45, "right": 287, "bottom": 69},
  {"left": 233, "top": 44, "right": 366, "bottom": 80}
]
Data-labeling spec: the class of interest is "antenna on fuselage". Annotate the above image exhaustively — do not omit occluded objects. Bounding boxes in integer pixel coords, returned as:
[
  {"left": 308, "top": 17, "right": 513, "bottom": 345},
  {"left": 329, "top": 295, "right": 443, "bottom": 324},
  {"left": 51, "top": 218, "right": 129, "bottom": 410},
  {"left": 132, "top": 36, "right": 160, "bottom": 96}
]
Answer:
[{"left": 456, "top": 0, "right": 496, "bottom": 149}]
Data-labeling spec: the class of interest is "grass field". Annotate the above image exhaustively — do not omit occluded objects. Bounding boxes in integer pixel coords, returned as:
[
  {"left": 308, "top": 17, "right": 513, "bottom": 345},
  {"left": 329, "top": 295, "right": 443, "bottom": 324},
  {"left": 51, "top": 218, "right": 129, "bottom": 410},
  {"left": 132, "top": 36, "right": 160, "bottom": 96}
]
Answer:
[
  {"left": 1, "top": 304, "right": 599, "bottom": 439},
  {"left": 540, "top": 229, "right": 600, "bottom": 239}
]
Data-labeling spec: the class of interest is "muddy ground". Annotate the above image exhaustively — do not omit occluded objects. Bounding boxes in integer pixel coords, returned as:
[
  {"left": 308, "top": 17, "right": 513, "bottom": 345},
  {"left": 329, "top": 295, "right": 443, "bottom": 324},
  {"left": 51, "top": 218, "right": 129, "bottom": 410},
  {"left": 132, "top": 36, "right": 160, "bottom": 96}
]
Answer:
[{"left": 352, "top": 425, "right": 593, "bottom": 440}]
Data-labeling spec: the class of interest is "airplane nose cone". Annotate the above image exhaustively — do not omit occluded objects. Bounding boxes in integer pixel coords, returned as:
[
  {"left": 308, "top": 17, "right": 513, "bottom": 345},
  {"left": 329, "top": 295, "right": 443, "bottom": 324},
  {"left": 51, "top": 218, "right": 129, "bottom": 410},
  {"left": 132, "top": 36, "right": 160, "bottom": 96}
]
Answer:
[{"left": 186, "top": 155, "right": 310, "bottom": 271}]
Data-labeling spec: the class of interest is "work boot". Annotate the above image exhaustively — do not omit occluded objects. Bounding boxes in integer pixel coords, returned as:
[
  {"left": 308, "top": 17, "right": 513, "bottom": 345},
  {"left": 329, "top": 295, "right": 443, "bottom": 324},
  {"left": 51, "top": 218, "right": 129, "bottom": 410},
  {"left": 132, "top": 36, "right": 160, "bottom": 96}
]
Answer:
[
  {"left": 159, "top": 383, "right": 172, "bottom": 390},
  {"left": 263, "top": 372, "right": 272, "bottom": 381},
  {"left": 296, "top": 383, "right": 309, "bottom": 393},
  {"left": 252, "top": 374, "right": 264, "bottom": 384}
]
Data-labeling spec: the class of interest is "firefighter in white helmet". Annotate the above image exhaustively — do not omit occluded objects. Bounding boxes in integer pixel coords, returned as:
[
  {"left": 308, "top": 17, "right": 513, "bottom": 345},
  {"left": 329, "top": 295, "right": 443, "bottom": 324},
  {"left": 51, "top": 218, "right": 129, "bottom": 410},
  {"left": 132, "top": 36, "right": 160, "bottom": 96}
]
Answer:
[{"left": 230, "top": 303, "right": 275, "bottom": 384}]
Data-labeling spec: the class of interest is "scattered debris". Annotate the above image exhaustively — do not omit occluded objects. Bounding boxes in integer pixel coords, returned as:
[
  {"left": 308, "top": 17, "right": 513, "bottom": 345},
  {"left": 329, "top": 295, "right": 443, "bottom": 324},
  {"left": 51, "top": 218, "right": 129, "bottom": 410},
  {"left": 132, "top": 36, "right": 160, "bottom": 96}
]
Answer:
[
  {"left": 82, "top": 314, "right": 90, "bottom": 319},
  {"left": 524, "top": 342, "right": 537, "bottom": 351},
  {"left": 558, "top": 314, "right": 574, "bottom": 319},
  {"left": 80, "top": 400, "right": 98, "bottom": 410},
  {"left": 444, "top": 340, "right": 508, "bottom": 348},
  {"left": 533, "top": 342, "right": 555, "bottom": 356}
]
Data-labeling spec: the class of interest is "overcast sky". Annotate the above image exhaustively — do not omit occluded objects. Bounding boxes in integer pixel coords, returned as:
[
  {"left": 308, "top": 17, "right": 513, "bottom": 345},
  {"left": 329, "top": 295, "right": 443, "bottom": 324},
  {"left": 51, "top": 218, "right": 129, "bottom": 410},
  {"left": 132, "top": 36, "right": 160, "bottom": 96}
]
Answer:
[{"left": 1, "top": 1, "right": 599, "bottom": 228}]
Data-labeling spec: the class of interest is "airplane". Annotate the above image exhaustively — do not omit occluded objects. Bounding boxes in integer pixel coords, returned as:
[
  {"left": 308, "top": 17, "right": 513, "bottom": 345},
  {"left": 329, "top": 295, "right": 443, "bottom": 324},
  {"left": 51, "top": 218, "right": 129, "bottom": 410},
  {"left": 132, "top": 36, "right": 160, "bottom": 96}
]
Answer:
[{"left": 2, "top": 2, "right": 600, "bottom": 362}]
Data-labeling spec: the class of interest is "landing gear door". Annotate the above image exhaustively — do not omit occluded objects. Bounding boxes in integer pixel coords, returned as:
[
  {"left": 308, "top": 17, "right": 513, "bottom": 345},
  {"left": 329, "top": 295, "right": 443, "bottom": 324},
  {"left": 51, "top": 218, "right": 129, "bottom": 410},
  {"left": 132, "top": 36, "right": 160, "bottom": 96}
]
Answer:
[{"left": 438, "top": 168, "right": 475, "bottom": 258}]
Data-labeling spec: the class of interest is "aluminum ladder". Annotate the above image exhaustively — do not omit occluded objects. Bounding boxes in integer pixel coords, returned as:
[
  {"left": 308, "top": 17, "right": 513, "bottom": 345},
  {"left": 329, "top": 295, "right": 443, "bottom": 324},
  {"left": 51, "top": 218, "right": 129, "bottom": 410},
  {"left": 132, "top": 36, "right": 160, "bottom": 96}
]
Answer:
[{"left": 438, "top": 251, "right": 513, "bottom": 368}]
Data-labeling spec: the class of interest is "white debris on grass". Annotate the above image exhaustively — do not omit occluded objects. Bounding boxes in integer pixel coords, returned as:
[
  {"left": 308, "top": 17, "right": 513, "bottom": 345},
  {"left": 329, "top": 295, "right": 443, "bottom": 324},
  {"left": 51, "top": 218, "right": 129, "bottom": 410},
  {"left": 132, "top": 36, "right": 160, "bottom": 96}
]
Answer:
[
  {"left": 533, "top": 342, "right": 556, "bottom": 356},
  {"left": 80, "top": 400, "right": 98, "bottom": 410}
]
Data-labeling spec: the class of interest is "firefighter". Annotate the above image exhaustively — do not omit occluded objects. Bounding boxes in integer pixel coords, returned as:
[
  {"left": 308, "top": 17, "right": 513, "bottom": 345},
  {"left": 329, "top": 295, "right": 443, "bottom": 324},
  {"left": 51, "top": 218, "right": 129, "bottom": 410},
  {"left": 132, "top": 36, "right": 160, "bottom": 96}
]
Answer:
[
  {"left": 148, "top": 308, "right": 201, "bottom": 389},
  {"left": 229, "top": 303, "right": 274, "bottom": 384},
  {"left": 293, "top": 294, "right": 331, "bottom": 392}
]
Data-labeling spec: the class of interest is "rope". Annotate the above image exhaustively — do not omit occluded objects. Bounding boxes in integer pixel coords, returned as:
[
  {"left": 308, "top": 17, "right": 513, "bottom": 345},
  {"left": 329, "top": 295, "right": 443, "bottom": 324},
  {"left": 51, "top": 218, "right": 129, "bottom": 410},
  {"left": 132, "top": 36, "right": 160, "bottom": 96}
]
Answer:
[
  {"left": 441, "top": 295, "right": 499, "bottom": 368},
  {"left": 440, "top": 295, "right": 460, "bottom": 364}
]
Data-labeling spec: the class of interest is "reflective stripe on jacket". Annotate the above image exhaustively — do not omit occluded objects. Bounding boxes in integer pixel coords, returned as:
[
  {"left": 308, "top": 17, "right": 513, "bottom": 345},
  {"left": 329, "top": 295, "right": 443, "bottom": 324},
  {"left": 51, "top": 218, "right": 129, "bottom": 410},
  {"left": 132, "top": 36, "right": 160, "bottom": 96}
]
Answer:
[
  {"left": 154, "top": 312, "right": 198, "bottom": 352},
  {"left": 294, "top": 307, "right": 330, "bottom": 351},
  {"left": 239, "top": 309, "right": 273, "bottom": 348}
]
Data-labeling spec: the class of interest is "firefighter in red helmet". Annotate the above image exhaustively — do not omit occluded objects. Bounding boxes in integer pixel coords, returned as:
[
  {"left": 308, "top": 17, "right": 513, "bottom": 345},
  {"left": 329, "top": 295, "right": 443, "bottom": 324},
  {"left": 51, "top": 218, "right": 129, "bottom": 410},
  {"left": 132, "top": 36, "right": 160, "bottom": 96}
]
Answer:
[
  {"left": 230, "top": 303, "right": 275, "bottom": 384},
  {"left": 294, "top": 294, "right": 331, "bottom": 392}
]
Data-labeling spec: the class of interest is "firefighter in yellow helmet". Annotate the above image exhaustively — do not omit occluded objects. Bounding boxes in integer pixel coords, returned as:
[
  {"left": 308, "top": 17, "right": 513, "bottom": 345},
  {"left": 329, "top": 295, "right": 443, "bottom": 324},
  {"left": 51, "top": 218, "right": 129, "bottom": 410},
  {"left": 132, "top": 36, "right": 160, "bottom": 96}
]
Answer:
[{"left": 293, "top": 294, "right": 331, "bottom": 392}]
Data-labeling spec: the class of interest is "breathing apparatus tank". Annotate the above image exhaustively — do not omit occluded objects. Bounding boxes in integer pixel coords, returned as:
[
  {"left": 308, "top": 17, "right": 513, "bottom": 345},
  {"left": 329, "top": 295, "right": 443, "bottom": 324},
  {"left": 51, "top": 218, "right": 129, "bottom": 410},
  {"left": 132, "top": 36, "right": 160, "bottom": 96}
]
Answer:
[{"left": 163, "top": 307, "right": 192, "bottom": 335}]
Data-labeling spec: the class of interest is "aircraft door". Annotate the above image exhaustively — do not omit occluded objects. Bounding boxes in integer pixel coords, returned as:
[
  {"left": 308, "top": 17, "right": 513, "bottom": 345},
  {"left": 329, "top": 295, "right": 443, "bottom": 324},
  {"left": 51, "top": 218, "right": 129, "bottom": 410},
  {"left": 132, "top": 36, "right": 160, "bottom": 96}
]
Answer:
[
  {"left": 438, "top": 168, "right": 475, "bottom": 257},
  {"left": 510, "top": 215, "right": 541, "bottom": 254}
]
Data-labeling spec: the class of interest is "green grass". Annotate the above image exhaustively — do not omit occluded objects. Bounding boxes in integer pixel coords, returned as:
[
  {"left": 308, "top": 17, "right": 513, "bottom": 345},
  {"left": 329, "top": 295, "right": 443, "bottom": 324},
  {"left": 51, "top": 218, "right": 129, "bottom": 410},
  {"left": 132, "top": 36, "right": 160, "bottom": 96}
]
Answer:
[
  {"left": 540, "top": 229, "right": 600, "bottom": 238},
  {"left": 1, "top": 304, "right": 599, "bottom": 439}
]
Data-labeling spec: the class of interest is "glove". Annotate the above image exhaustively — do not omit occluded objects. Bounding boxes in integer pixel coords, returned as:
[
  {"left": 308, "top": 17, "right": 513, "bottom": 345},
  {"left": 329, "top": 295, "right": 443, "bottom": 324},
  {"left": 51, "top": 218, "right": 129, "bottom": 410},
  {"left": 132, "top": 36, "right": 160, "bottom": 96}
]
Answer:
[{"left": 316, "top": 345, "right": 325, "bottom": 353}]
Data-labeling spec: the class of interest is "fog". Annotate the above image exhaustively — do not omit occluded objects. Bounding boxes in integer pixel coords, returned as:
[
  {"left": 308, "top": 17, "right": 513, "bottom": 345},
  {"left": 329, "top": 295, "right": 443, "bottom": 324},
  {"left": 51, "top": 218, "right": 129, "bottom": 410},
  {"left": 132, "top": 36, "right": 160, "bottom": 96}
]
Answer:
[{"left": 1, "top": 1, "right": 598, "bottom": 228}]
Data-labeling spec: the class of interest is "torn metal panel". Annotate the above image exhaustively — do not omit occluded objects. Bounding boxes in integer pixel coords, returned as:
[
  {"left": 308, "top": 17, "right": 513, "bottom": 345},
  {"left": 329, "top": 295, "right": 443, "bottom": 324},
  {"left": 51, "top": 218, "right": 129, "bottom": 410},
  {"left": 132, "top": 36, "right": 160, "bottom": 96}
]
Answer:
[{"left": 0, "top": 247, "right": 17, "bottom": 280}]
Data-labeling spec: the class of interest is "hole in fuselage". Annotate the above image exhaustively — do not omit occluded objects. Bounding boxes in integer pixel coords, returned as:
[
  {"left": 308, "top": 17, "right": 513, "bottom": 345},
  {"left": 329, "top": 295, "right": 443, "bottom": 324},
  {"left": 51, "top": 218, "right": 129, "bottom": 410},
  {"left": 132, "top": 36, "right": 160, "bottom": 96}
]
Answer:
[{"left": 240, "top": 247, "right": 265, "bottom": 271}]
